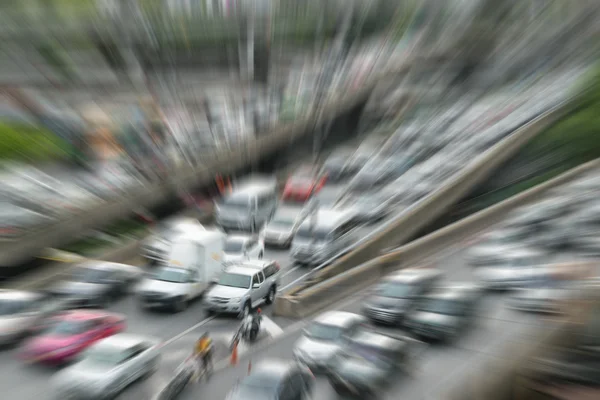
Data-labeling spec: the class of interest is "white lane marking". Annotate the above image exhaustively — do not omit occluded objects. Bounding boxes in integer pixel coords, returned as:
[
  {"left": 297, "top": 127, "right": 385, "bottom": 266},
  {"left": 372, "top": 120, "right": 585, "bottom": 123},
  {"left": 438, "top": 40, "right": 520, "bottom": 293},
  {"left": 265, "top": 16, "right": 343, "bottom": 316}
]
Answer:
[
  {"left": 280, "top": 265, "right": 300, "bottom": 279},
  {"left": 162, "top": 316, "right": 216, "bottom": 346},
  {"left": 260, "top": 316, "right": 284, "bottom": 337}
]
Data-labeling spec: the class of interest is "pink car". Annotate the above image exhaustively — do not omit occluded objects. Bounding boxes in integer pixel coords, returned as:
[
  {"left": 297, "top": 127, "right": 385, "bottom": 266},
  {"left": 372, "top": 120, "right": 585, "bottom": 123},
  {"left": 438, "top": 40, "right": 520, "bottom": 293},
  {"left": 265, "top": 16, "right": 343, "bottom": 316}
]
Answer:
[{"left": 19, "top": 310, "right": 125, "bottom": 365}]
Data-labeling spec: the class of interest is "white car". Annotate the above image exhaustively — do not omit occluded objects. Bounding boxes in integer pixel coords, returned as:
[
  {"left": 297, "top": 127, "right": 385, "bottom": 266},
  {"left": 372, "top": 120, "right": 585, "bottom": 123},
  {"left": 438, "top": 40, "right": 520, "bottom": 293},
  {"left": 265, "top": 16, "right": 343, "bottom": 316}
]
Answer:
[
  {"left": 224, "top": 234, "right": 264, "bottom": 263},
  {"left": 0, "top": 290, "right": 45, "bottom": 345},
  {"left": 293, "top": 311, "right": 367, "bottom": 371},
  {"left": 52, "top": 333, "right": 161, "bottom": 399}
]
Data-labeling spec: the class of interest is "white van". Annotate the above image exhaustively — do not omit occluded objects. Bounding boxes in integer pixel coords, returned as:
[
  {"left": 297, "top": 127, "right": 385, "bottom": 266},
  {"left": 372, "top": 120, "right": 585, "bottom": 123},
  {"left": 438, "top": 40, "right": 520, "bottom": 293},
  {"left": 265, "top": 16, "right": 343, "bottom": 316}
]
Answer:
[
  {"left": 291, "top": 208, "right": 359, "bottom": 266},
  {"left": 215, "top": 176, "right": 278, "bottom": 232},
  {"left": 136, "top": 229, "right": 226, "bottom": 312}
]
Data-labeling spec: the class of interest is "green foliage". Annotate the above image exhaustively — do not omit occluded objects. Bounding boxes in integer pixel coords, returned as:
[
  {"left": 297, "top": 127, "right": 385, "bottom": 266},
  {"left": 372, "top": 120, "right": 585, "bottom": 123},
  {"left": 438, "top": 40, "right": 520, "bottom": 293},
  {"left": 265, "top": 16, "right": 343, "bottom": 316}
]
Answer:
[
  {"left": 525, "top": 64, "right": 600, "bottom": 164},
  {"left": 0, "top": 123, "right": 72, "bottom": 163}
]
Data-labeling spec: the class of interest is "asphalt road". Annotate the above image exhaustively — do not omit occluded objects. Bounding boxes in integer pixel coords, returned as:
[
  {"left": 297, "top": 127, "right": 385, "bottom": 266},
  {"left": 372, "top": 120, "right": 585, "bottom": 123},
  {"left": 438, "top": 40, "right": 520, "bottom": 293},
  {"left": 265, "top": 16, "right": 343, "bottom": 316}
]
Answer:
[
  {"left": 0, "top": 78, "right": 576, "bottom": 399},
  {"left": 0, "top": 214, "right": 393, "bottom": 400},
  {"left": 175, "top": 242, "right": 576, "bottom": 400}
]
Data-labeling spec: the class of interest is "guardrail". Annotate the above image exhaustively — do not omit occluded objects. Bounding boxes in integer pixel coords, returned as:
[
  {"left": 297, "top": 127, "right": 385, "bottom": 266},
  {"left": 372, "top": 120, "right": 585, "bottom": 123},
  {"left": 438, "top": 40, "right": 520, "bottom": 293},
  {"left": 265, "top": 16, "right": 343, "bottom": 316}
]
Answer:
[
  {"left": 274, "top": 90, "right": 584, "bottom": 307},
  {"left": 274, "top": 158, "right": 600, "bottom": 318},
  {"left": 0, "top": 79, "right": 380, "bottom": 268}
]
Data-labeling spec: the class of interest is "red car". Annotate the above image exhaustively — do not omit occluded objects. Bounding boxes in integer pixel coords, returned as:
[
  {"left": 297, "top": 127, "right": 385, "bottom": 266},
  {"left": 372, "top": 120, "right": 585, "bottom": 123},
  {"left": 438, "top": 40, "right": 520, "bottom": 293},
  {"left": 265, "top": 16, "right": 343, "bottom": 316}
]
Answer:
[
  {"left": 283, "top": 170, "right": 327, "bottom": 202},
  {"left": 19, "top": 310, "right": 125, "bottom": 365}
]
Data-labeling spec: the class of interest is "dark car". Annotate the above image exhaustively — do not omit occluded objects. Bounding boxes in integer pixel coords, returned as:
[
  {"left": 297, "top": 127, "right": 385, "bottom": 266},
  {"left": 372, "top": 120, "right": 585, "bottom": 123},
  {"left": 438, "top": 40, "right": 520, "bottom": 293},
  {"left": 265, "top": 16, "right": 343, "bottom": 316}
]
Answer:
[
  {"left": 325, "top": 328, "right": 425, "bottom": 399},
  {"left": 47, "top": 261, "right": 144, "bottom": 308},
  {"left": 225, "top": 359, "right": 315, "bottom": 400},
  {"left": 405, "top": 284, "right": 481, "bottom": 342},
  {"left": 528, "top": 302, "right": 600, "bottom": 386},
  {"left": 362, "top": 268, "right": 443, "bottom": 325}
]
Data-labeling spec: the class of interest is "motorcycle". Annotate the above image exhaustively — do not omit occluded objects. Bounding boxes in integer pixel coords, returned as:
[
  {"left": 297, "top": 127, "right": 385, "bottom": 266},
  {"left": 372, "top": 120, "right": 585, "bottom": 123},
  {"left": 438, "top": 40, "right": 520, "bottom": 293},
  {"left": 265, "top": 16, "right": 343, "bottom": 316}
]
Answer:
[{"left": 230, "top": 315, "right": 261, "bottom": 350}]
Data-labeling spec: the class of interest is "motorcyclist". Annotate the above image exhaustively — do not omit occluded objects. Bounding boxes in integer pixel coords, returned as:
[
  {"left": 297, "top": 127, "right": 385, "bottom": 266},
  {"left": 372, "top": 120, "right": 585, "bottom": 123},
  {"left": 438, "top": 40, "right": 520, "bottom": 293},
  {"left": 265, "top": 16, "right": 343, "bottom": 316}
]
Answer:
[
  {"left": 194, "top": 332, "right": 213, "bottom": 374},
  {"left": 241, "top": 308, "right": 262, "bottom": 340}
]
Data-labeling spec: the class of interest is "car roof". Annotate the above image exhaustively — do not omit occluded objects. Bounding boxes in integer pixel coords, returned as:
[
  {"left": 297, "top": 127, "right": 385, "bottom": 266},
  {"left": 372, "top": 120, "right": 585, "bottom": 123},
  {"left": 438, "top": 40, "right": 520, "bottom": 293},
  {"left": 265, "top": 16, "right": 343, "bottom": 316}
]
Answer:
[
  {"left": 385, "top": 268, "right": 442, "bottom": 284},
  {"left": 224, "top": 266, "right": 257, "bottom": 276},
  {"left": 227, "top": 235, "right": 251, "bottom": 243},
  {"left": 273, "top": 206, "right": 303, "bottom": 218},
  {"left": 77, "top": 260, "right": 129, "bottom": 272},
  {"left": 94, "top": 333, "right": 157, "bottom": 352},
  {"left": 300, "top": 208, "right": 352, "bottom": 230},
  {"left": 313, "top": 311, "right": 364, "bottom": 328},
  {"left": 56, "top": 310, "right": 117, "bottom": 321},
  {"left": 424, "top": 284, "right": 480, "bottom": 300},
  {"left": 236, "top": 260, "right": 273, "bottom": 270},
  {"left": 350, "top": 329, "right": 405, "bottom": 351},
  {"left": 250, "top": 359, "right": 295, "bottom": 382},
  {"left": 0, "top": 289, "right": 43, "bottom": 302}
]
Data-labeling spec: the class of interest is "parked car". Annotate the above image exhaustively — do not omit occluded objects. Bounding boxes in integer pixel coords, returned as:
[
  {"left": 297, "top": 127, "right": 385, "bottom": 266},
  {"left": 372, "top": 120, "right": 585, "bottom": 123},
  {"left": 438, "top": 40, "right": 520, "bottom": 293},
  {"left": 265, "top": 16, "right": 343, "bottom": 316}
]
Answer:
[
  {"left": 52, "top": 333, "right": 161, "bottom": 399},
  {"left": 509, "top": 261, "right": 593, "bottom": 314},
  {"left": 204, "top": 260, "right": 280, "bottom": 318},
  {"left": 294, "top": 311, "right": 367, "bottom": 371},
  {"left": 0, "top": 290, "right": 46, "bottom": 346},
  {"left": 19, "top": 310, "right": 126, "bottom": 365},
  {"left": 47, "top": 261, "right": 144, "bottom": 308},
  {"left": 224, "top": 234, "right": 265, "bottom": 263},
  {"left": 405, "top": 284, "right": 481, "bottom": 342},
  {"left": 474, "top": 248, "right": 548, "bottom": 290},
  {"left": 262, "top": 206, "right": 306, "bottom": 248},
  {"left": 337, "top": 192, "right": 393, "bottom": 224},
  {"left": 325, "top": 328, "right": 424, "bottom": 399},
  {"left": 362, "top": 268, "right": 442, "bottom": 325},
  {"left": 282, "top": 167, "right": 327, "bottom": 202},
  {"left": 225, "top": 358, "right": 315, "bottom": 400}
]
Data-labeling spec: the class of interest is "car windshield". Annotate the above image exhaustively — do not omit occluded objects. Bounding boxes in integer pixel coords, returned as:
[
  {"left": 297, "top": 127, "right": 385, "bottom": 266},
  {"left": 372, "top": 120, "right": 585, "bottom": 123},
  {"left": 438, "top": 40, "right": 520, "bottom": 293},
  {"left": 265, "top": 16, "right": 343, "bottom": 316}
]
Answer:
[
  {"left": 154, "top": 268, "right": 189, "bottom": 283},
  {"left": 218, "top": 273, "right": 251, "bottom": 289},
  {"left": 0, "top": 299, "right": 26, "bottom": 315},
  {"left": 268, "top": 216, "right": 295, "bottom": 229},
  {"left": 72, "top": 268, "right": 111, "bottom": 284},
  {"left": 375, "top": 282, "right": 413, "bottom": 298},
  {"left": 346, "top": 343, "right": 390, "bottom": 368},
  {"left": 418, "top": 299, "right": 461, "bottom": 315},
  {"left": 44, "top": 319, "right": 91, "bottom": 336},
  {"left": 296, "top": 224, "right": 328, "bottom": 241},
  {"left": 306, "top": 322, "right": 343, "bottom": 341},
  {"left": 232, "top": 382, "right": 277, "bottom": 400},
  {"left": 225, "top": 238, "right": 245, "bottom": 253},
  {"left": 83, "top": 346, "right": 125, "bottom": 366},
  {"left": 289, "top": 176, "right": 312, "bottom": 186},
  {"left": 220, "top": 195, "right": 251, "bottom": 211}
]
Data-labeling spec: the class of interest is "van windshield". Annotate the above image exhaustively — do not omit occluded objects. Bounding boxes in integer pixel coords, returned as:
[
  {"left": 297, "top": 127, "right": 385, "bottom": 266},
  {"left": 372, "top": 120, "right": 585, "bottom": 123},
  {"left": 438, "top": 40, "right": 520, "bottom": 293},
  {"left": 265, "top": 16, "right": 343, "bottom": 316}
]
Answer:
[
  {"left": 296, "top": 224, "right": 328, "bottom": 241},
  {"left": 154, "top": 268, "right": 190, "bottom": 283}
]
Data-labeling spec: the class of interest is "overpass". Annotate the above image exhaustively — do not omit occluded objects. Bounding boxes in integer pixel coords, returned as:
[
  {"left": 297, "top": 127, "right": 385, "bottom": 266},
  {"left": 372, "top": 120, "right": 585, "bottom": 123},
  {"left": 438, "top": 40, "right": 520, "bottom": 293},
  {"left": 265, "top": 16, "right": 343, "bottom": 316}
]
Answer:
[{"left": 0, "top": 53, "right": 447, "bottom": 268}]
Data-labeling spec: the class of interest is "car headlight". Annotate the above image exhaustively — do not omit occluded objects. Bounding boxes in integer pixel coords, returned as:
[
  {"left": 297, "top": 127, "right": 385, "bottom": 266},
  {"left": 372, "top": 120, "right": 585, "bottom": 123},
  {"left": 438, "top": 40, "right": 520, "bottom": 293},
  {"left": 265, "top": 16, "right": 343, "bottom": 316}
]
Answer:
[{"left": 230, "top": 298, "right": 241, "bottom": 303}]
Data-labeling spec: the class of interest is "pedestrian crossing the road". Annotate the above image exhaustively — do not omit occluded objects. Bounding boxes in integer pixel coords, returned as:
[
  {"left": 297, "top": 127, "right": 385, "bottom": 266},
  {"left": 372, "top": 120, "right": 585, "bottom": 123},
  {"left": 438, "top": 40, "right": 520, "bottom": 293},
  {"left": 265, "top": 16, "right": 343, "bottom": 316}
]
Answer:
[{"left": 119, "top": 316, "right": 284, "bottom": 399}]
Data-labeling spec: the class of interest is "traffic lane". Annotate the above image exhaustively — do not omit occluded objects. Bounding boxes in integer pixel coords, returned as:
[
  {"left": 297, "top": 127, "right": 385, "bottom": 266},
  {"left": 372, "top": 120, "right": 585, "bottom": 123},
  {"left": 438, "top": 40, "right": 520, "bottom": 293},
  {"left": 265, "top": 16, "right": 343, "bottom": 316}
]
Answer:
[
  {"left": 116, "top": 317, "right": 271, "bottom": 400},
  {"left": 179, "top": 331, "right": 304, "bottom": 400},
  {"left": 179, "top": 286, "right": 547, "bottom": 399}
]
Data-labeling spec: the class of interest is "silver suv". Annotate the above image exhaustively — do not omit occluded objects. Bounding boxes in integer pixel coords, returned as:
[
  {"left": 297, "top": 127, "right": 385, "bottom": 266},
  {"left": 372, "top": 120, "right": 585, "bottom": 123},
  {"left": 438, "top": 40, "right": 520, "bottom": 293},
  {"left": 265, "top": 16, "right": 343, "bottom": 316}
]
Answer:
[{"left": 203, "top": 260, "right": 280, "bottom": 318}]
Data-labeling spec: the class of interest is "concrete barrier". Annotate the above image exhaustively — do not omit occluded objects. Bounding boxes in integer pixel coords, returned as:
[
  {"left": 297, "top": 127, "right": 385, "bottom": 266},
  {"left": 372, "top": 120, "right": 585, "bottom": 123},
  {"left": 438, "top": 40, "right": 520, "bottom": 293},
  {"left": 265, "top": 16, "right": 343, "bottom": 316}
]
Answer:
[
  {"left": 274, "top": 158, "right": 600, "bottom": 318},
  {"left": 445, "top": 286, "right": 598, "bottom": 400},
  {"left": 2, "top": 212, "right": 215, "bottom": 290},
  {"left": 281, "top": 94, "right": 583, "bottom": 300}
]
